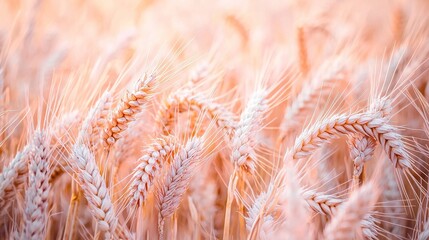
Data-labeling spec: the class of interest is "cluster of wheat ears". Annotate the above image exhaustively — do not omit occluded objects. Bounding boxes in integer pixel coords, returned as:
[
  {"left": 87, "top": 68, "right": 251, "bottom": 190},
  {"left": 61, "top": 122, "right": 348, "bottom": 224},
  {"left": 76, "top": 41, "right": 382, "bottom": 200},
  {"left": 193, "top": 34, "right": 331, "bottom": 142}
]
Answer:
[{"left": 2, "top": 0, "right": 429, "bottom": 239}]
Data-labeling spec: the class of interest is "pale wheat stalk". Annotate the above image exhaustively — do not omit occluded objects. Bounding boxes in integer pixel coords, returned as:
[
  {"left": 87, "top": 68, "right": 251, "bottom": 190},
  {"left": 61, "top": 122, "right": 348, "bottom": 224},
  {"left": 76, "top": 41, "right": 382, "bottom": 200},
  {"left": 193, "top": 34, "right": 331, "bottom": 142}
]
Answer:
[
  {"left": 77, "top": 91, "right": 112, "bottom": 148},
  {"left": 187, "top": 172, "right": 218, "bottom": 237},
  {"left": 22, "top": 131, "right": 51, "bottom": 240},
  {"left": 231, "top": 89, "right": 268, "bottom": 173},
  {"left": 382, "top": 161, "right": 406, "bottom": 238},
  {"left": 0, "top": 146, "right": 30, "bottom": 215},
  {"left": 63, "top": 91, "right": 113, "bottom": 239},
  {"left": 129, "top": 135, "right": 176, "bottom": 206},
  {"left": 157, "top": 90, "right": 236, "bottom": 139},
  {"left": 245, "top": 189, "right": 276, "bottom": 239},
  {"left": 278, "top": 62, "right": 345, "bottom": 144},
  {"left": 103, "top": 74, "right": 155, "bottom": 147},
  {"left": 71, "top": 144, "right": 118, "bottom": 239},
  {"left": 346, "top": 97, "right": 391, "bottom": 189},
  {"left": 324, "top": 183, "right": 379, "bottom": 240},
  {"left": 271, "top": 166, "right": 313, "bottom": 239},
  {"left": 157, "top": 137, "right": 203, "bottom": 240},
  {"left": 348, "top": 134, "right": 376, "bottom": 189},
  {"left": 291, "top": 111, "right": 410, "bottom": 169},
  {"left": 224, "top": 89, "right": 269, "bottom": 239}
]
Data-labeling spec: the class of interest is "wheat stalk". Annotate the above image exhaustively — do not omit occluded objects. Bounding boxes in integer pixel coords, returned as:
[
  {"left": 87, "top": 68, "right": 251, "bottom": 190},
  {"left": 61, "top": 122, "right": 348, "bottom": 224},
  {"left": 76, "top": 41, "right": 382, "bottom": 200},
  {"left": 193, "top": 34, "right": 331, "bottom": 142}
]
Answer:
[
  {"left": 382, "top": 161, "right": 406, "bottom": 238},
  {"left": 129, "top": 135, "right": 176, "bottom": 206},
  {"left": 324, "top": 182, "right": 379, "bottom": 240},
  {"left": 157, "top": 137, "right": 203, "bottom": 239},
  {"left": 103, "top": 74, "right": 155, "bottom": 147},
  {"left": 22, "top": 131, "right": 51, "bottom": 240},
  {"left": 246, "top": 190, "right": 276, "bottom": 240},
  {"left": 77, "top": 91, "right": 112, "bottom": 147},
  {"left": 232, "top": 89, "right": 268, "bottom": 173},
  {"left": 278, "top": 62, "right": 345, "bottom": 144},
  {"left": 157, "top": 90, "right": 236, "bottom": 138},
  {"left": 291, "top": 111, "right": 410, "bottom": 169},
  {"left": 71, "top": 144, "right": 118, "bottom": 239},
  {"left": 0, "top": 146, "right": 30, "bottom": 215},
  {"left": 348, "top": 134, "right": 376, "bottom": 188}
]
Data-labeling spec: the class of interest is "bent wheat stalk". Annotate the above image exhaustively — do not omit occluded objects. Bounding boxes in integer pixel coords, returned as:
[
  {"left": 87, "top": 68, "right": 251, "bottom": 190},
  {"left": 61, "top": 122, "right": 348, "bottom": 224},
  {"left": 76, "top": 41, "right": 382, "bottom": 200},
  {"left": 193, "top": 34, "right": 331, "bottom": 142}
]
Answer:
[
  {"left": 157, "top": 90, "right": 236, "bottom": 139},
  {"left": 291, "top": 112, "right": 410, "bottom": 169},
  {"left": 157, "top": 137, "right": 203, "bottom": 240}
]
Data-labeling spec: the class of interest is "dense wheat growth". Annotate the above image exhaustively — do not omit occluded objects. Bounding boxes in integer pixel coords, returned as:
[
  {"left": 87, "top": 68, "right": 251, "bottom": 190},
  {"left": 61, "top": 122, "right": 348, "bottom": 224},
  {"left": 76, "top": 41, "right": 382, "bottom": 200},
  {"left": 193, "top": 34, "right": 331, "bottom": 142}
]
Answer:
[{"left": 1, "top": 0, "right": 429, "bottom": 239}]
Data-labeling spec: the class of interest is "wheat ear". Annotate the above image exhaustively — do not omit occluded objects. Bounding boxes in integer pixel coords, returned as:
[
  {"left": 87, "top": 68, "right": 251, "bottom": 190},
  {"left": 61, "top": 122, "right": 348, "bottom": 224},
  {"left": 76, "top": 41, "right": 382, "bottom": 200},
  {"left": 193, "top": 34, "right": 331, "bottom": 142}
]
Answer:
[
  {"left": 103, "top": 74, "right": 155, "bottom": 146},
  {"left": 77, "top": 91, "right": 112, "bottom": 148},
  {"left": 157, "top": 90, "right": 236, "bottom": 138},
  {"left": 71, "top": 144, "right": 118, "bottom": 239},
  {"left": 129, "top": 135, "right": 176, "bottom": 206},
  {"left": 0, "top": 146, "right": 30, "bottom": 215},
  {"left": 245, "top": 189, "right": 276, "bottom": 239},
  {"left": 23, "top": 131, "right": 51, "bottom": 240},
  {"left": 157, "top": 137, "right": 203, "bottom": 239},
  {"left": 382, "top": 161, "right": 406, "bottom": 238},
  {"left": 324, "top": 183, "right": 379, "bottom": 240},
  {"left": 301, "top": 189, "right": 344, "bottom": 215},
  {"left": 348, "top": 134, "right": 376, "bottom": 188},
  {"left": 279, "top": 64, "right": 345, "bottom": 143},
  {"left": 232, "top": 89, "right": 268, "bottom": 173},
  {"left": 291, "top": 112, "right": 410, "bottom": 169}
]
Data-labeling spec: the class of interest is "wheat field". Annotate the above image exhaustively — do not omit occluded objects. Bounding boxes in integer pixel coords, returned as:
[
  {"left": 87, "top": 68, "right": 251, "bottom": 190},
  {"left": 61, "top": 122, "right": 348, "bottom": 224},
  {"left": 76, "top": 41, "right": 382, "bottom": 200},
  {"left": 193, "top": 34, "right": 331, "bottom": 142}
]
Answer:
[{"left": 1, "top": 0, "right": 429, "bottom": 239}]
